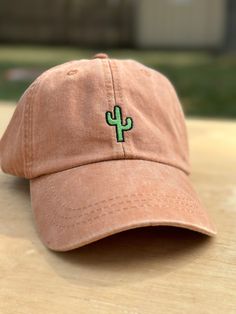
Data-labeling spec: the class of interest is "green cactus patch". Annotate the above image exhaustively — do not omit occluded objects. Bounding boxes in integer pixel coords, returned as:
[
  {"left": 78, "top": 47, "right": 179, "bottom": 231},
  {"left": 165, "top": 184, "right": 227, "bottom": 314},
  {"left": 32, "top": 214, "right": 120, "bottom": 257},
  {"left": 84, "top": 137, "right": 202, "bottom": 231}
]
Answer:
[{"left": 105, "top": 105, "right": 133, "bottom": 142}]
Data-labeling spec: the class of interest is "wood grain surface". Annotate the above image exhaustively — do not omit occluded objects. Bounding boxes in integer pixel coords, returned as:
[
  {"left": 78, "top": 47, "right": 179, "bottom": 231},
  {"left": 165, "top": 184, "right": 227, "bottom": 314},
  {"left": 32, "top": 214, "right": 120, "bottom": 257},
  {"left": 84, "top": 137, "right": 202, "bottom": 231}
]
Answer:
[{"left": 0, "top": 102, "right": 236, "bottom": 314}]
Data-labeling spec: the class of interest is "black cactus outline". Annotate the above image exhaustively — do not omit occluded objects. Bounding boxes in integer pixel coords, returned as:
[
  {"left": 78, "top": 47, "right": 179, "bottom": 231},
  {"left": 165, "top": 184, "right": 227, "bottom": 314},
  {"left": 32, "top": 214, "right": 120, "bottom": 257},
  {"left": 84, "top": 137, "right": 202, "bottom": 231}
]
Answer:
[{"left": 105, "top": 105, "right": 133, "bottom": 142}]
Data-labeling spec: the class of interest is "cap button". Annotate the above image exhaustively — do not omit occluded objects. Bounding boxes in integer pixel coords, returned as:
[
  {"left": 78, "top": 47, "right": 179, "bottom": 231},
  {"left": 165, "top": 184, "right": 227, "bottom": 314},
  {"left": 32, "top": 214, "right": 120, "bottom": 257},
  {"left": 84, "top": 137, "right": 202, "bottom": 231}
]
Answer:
[{"left": 93, "top": 53, "right": 109, "bottom": 59}]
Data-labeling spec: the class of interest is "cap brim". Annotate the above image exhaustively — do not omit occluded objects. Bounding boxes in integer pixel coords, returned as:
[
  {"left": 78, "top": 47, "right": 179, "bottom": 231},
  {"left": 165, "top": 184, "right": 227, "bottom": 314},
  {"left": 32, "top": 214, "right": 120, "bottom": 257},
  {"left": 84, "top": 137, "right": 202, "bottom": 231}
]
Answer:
[{"left": 30, "top": 160, "right": 216, "bottom": 251}]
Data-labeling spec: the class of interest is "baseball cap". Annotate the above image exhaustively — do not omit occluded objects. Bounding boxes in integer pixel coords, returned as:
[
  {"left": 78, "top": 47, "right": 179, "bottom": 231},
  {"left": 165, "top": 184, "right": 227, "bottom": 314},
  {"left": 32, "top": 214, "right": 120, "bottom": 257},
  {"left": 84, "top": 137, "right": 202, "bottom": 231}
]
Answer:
[{"left": 0, "top": 53, "right": 216, "bottom": 251}]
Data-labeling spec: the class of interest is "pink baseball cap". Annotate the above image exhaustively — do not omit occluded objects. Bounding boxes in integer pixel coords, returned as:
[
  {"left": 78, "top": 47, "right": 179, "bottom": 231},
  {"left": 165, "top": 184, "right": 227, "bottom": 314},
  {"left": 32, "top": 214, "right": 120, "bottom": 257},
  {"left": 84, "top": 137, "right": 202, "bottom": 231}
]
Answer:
[{"left": 0, "top": 53, "right": 216, "bottom": 251}]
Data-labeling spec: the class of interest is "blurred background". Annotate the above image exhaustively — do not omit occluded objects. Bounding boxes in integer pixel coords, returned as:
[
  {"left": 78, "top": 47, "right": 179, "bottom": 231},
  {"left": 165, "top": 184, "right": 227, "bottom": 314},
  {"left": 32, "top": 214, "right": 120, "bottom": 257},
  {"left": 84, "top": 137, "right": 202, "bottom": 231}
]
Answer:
[{"left": 0, "top": 0, "right": 236, "bottom": 117}]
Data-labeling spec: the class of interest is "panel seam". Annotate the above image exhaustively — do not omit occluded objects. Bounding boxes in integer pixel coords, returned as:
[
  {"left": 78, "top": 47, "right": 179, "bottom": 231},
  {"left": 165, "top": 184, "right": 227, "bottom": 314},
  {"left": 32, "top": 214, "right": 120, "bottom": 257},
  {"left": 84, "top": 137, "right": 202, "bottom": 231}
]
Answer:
[
  {"left": 23, "top": 81, "right": 38, "bottom": 178},
  {"left": 107, "top": 59, "right": 126, "bottom": 157},
  {"left": 30, "top": 157, "right": 190, "bottom": 180}
]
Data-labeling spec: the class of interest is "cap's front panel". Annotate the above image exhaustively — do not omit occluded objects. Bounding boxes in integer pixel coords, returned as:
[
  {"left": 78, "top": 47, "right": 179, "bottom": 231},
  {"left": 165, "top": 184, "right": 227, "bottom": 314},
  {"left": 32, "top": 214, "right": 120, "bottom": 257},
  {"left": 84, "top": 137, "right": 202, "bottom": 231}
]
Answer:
[
  {"left": 31, "top": 60, "right": 125, "bottom": 178},
  {"left": 0, "top": 83, "right": 38, "bottom": 178}
]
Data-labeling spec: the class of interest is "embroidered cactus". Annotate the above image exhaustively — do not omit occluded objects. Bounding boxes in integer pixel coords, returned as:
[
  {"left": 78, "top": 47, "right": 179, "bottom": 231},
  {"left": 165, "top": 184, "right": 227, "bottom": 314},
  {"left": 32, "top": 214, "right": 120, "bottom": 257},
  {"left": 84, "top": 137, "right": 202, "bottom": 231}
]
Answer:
[{"left": 106, "top": 105, "right": 133, "bottom": 142}]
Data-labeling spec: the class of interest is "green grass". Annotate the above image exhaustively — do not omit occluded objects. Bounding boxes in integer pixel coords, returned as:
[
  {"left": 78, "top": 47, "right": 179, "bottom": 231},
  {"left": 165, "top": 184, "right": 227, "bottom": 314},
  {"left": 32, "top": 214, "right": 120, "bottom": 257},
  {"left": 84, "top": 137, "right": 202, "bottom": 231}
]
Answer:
[{"left": 0, "top": 44, "right": 236, "bottom": 118}]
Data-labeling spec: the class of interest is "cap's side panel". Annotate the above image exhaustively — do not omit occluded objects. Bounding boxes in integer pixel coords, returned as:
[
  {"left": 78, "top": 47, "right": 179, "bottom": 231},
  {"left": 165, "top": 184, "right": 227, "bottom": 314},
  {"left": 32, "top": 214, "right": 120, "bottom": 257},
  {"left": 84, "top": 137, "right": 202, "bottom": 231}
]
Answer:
[
  {"left": 162, "top": 74, "right": 190, "bottom": 167},
  {"left": 0, "top": 82, "right": 38, "bottom": 178},
  {"left": 116, "top": 60, "right": 190, "bottom": 174}
]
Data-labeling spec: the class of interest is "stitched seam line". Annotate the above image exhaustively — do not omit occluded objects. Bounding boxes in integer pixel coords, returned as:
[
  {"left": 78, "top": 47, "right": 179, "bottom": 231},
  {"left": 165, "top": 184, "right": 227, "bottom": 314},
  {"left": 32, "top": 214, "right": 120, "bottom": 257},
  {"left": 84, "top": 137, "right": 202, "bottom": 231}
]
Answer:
[
  {"left": 48, "top": 203, "right": 200, "bottom": 229},
  {"left": 101, "top": 59, "right": 115, "bottom": 153},
  {"left": 32, "top": 157, "right": 190, "bottom": 180},
  {"left": 43, "top": 171, "right": 200, "bottom": 215},
  {"left": 29, "top": 86, "right": 33, "bottom": 177},
  {"left": 47, "top": 177, "right": 200, "bottom": 221},
  {"left": 24, "top": 82, "right": 37, "bottom": 178},
  {"left": 110, "top": 60, "right": 131, "bottom": 155},
  {"left": 107, "top": 59, "right": 125, "bottom": 157},
  {"left": 40, "top": 192, "right": 203, "bottom": 229},
  {"left": 23, "top": 92, "right": 29, "bottom": 177}
]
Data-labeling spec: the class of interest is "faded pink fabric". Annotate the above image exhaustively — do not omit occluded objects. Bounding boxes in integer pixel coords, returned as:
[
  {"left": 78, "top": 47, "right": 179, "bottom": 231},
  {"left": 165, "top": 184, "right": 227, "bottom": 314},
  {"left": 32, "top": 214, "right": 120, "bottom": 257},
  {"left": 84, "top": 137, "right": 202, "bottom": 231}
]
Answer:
[{"left": 0, "top": 54, "right": 216, "bottom": 251}]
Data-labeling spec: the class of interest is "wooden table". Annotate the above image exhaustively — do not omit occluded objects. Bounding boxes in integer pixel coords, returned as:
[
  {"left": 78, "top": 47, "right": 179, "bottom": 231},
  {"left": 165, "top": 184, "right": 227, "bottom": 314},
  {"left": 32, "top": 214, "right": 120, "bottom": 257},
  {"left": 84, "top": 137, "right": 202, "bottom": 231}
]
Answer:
[{"left": 0, "top": 102, "right": 236, "bottom": 314}]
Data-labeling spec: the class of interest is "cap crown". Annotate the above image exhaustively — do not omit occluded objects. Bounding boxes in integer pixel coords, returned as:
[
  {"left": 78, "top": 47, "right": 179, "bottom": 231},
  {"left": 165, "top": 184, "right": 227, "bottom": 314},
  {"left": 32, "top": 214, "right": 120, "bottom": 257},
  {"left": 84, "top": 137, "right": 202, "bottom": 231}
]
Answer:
[{"left": 0, "top": 57, "right": 189, "bottom": 179}]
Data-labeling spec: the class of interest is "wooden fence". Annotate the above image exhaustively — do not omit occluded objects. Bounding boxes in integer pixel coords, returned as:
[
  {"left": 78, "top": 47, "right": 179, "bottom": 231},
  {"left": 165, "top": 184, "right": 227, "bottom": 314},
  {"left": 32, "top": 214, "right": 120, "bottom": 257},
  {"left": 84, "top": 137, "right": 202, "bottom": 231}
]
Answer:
[{"left": 0, "top": 0, "right": 134, "bottom": 47}]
